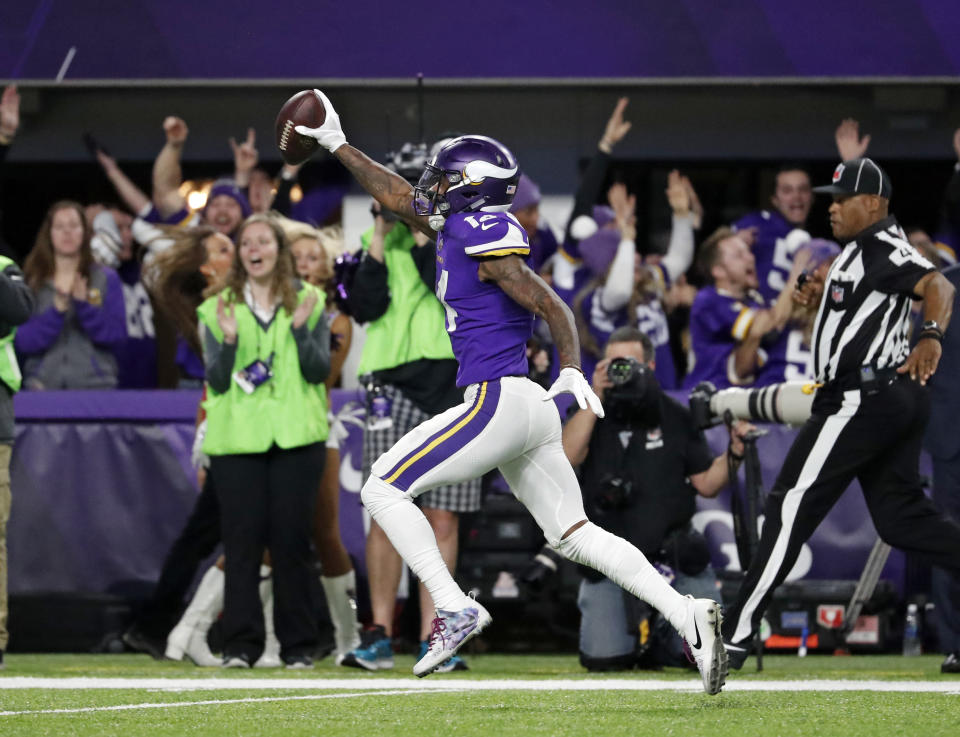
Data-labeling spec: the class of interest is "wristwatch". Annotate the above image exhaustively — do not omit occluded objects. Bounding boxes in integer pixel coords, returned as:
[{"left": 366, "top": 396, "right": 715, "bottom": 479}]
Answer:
[{"left": 921, "top": 320, "right": 943, "bottom": 335}]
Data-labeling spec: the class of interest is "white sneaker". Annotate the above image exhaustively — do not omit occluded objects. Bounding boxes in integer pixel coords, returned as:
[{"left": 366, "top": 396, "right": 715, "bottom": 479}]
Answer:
[
  {"left": 683, "top": 597, "right": 728, "bottom": 695},
  {"left": 413, "top": 601, "right": 491, "bottom": 678}
]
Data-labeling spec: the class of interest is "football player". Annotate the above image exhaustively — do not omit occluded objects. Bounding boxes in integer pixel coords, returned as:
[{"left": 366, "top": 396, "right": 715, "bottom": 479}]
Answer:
[{"left": 296, "top": 92, "right": 727, "bottom": 692}]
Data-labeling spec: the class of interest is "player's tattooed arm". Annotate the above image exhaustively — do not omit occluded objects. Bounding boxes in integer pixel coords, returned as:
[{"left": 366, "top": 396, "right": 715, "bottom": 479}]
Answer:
[
  {"left": 334, "top": 145, "right": 433, "bottom": 236},
  {"left": 478, "top": 255, "right": 582, "bottom": 369}
]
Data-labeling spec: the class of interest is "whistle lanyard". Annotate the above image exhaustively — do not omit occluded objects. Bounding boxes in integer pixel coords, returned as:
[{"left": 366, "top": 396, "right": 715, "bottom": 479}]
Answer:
[{"left": 244, "top": 282, "right": 280, "bottom": 369}]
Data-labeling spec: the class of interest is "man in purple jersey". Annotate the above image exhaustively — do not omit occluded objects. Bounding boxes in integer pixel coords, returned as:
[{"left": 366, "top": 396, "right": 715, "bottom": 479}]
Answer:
[
  {"left": 296, "top": 91, "right": 728, "bottom": 693},
  {"left": 733, "top": 165, "right": 813, "bottom": 303},
  {"left": 684, "top": 228, "right": 804, "bottom": 391}
]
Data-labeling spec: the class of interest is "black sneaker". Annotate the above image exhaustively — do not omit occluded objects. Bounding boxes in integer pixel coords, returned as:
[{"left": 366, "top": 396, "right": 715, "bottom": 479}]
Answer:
[
  {"left": 122, "top": 626, "right": 167, "bottom": 660},
  {"left": 284, "top": 655, "right": 314, "bottom": 670},
  {"left": 942, "top": 652, "right": 960, "bottom": 674},
  {"left": 724, "top": 640, "right": 749, "bottom": 671},
  {"left": 222, "top": 653, "right": 252, "bottom": 669}
]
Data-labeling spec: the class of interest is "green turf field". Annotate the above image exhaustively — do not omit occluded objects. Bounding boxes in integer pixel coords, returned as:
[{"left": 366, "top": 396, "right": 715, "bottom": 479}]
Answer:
[{"left": 1, "top": 653, "right": 958, "bottom": 737}]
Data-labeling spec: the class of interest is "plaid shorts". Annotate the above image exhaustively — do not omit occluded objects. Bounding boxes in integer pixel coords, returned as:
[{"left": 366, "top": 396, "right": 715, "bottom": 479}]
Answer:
[{"left": 363, "top": 383, "right": 482, "bottom": 513}]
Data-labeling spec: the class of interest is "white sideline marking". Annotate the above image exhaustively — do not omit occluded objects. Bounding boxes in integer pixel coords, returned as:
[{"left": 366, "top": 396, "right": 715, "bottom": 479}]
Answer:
[
  {"left": 0, "top": 688, "right": 444, "bottom": 716},
  {"left": 0, "top": 677, "right": 958, "bottom": 694}
]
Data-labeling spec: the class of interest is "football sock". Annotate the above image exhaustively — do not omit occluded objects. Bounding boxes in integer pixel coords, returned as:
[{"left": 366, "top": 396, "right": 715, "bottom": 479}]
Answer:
[
  {"left": 557, "top": 521, "right": 689, "bottom": 633},
  {"left": 361, "top": 476, "right": 468, "bottom": 612}
]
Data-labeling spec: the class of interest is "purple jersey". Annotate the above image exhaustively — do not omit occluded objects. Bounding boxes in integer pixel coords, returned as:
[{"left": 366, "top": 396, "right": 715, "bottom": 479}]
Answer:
[
  {"left": 734, "top": 210, "right": 807, "bottom": 302},
  {"left": 683, "top": 286, "right": 767, "bottom": 390},
  {"left": 755, "top": 327, "right": 813, "bottom": 385},
  {"left": 578, "top": 287, "right": 630, "bottom": 379},
  {"left": 527, "top": 225, "right": 559, "bottom": 274},
  {"left": 436, "top": 212, "right": 534, "bottom": 387}
]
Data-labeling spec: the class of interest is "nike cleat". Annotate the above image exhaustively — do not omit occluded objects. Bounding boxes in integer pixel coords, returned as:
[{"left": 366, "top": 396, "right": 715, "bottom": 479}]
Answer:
[{"left": 683, "top": 596, "right": 728, "bottom": 695}]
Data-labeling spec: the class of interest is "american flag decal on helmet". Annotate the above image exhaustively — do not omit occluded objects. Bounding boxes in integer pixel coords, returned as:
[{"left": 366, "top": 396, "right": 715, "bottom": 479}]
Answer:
[{"left": 832, "top": 163, "right": 845, "bottom": 183}]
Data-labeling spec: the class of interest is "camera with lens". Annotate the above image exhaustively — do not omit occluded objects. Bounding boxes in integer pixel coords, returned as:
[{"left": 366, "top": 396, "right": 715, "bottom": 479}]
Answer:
[
  {"left": 604, "top": 356, "right": 658, "bottom": 424},
  {"left": 688, "top": 379, "right": 815, "bottom": 430}
]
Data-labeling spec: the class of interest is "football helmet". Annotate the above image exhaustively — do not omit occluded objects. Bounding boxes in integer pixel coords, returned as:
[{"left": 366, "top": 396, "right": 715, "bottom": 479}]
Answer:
[{"left": 413, "top": 135, "right": 519, "bottom": 229}]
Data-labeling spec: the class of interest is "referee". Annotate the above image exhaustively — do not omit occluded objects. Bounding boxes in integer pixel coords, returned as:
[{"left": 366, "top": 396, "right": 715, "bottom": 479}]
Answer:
[{"left": 722, "top": 157, "right": 960, "bottom": 668}]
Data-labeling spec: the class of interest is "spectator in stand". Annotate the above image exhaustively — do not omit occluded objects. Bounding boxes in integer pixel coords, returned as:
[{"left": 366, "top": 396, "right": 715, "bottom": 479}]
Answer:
[
  {"left": 733, "top": 159, "right": 815, "bottom": 302},
  {"left": 0, "top": 85, "right": 29, "bottom": 671},
  {"left": 0, "top": 238, "right": 33, "bottom": 673},
  {"left": 509, "top": 174, "right": 558, "bottom": 275},
  {"left": 86, "top": 200, "right": 159, "bottom": 388},
  {"left": 537, "top": 98, "right": 632, "bottom": 388},
  {"left": 756, "top": 239, "right": 841, "bottom": 385},
  {"left": 906, "top": 227, "right": 953, "bottom": 270},
  {"left": 147, "top": 116, "right": 251, "bottom": 238},
  {"left": 682, "top": 227, "right": 806, "bottom": 391},
  {"left": 284, "top": 219, "right": 361, "bottom": 659},
  {"left": 15, "top": 201, "right": 126, "bottom": 389},
  {"left": 572, "top": 172, "right": 698, "bottom": 388},
  {"left": 199, "top": 214, "right": 330, "bottom": 669},
  {"left": 123, "top": 224, "right": 234, "bottom": 662},
  {"left": 0, "top": 85, "right": 20, "bottom": 260},
  {"left": 933, "top": 128, "right": 960, "bottom": 262}
]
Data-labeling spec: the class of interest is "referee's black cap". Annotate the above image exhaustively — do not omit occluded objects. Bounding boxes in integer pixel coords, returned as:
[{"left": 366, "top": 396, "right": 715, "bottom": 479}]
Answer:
[{"left": 813, "top": 157, "right": 892, "bottom": 200}]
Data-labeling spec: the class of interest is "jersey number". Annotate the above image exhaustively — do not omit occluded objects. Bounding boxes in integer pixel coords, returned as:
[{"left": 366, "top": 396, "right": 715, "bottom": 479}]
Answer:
[
  {"left": 464, "top": 214, "right": 498, "bottom": 229},
  {"left": 768, "top": 236, "right": 803, "bottom": 293},
  {"left": 437, "top": 269, "right": 459, "bottom": 332}
]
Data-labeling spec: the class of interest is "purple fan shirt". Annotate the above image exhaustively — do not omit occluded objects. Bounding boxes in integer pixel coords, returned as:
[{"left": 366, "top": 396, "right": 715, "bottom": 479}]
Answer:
[
  {"left": 734, "top": 210, "right": 806, "bottom": 302},
  {"left": 756, "top": 327, "right": 814, "bottom": 385},
  {"left": 682, "top": 286, "right": 767, "bottom": 390},
  {"left": 436, "top": 212, "right": 534, "bottom": 387}
]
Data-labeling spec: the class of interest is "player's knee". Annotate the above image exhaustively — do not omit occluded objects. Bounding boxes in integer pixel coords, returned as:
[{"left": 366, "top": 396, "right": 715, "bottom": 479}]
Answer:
[{"left": 360, "top": 476, "right": 407, "bottom": 518}]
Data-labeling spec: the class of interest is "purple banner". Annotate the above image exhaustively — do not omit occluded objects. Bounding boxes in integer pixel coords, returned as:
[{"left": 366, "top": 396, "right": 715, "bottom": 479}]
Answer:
[
  {"left": 7, "top": 389, "right": 918, "bottom": 596},
  {"left": 1, "top": 1, "right": 958, "bottom": 80}
]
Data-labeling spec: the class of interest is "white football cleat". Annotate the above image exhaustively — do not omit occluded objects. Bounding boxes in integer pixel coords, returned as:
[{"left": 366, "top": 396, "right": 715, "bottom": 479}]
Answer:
[
  {"left": 683, "top": 596, "right": 728, "bottom": 695},
  {"left": 413, "top": 601, "right": 491, "bottom": 678}
]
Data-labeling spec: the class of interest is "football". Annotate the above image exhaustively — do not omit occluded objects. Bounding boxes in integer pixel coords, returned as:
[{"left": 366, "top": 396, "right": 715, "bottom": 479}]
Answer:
[{"left": 275, "top": 90, "right": 325, "bottom": 166}]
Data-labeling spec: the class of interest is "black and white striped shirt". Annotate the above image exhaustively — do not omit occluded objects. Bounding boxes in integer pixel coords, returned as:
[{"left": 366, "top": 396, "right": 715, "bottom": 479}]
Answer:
[{"left": 812, "top": 215, "right": 934, "bottom": 383}]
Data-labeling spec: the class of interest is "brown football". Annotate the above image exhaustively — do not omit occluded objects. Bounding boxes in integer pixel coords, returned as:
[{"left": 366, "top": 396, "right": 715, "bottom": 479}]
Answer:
[{"left": 275, "top": 90, "right": 325, "bottom": 166}]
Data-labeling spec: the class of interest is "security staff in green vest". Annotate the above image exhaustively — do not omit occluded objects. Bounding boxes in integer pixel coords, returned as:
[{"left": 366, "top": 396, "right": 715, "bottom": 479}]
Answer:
[
  {"left": 198, "top": 215, "right": 330, "bottom": 669},
  {"left": 339, "top": 162, "right": 481, "bottom": 671},
  {"left": 0, "top": 253, "right": 34, "bottom": 670}
]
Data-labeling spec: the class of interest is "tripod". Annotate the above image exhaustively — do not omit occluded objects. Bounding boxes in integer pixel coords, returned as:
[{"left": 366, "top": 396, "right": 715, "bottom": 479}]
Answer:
[{"left": 726, "top": 411, "right": 768, "bottom": 671}]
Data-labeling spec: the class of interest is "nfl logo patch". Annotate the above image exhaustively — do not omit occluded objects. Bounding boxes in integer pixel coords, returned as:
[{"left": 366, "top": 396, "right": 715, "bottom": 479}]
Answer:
[
  {"left": 831, "top": 284, "right": 845, "bottom": 302},
  {"left": 832, "top": 163, "right": 845, "bottom": 183}
]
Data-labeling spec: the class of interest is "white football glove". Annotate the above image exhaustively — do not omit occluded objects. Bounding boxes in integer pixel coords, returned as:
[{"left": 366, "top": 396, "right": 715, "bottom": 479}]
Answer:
[
  {"left": 90, "top": 210, "right": 122, "bottom": 268},
  {"left": 543, "top": 367, "right": 605, "bottom": 418},
  {"left": 294, "top": 89, "right": 347, "bottom": 153}
]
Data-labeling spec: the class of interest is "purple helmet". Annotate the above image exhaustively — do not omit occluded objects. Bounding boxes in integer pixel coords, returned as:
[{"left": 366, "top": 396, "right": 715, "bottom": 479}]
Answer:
[{"left": 413, "top": 135, "right": 520, "bottom": 224}]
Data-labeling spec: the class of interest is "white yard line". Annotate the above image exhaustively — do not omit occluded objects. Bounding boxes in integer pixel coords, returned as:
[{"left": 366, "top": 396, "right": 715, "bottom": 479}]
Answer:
[
  {"left": 0, "top": 688, "right": 447, "bottom": 716},
  {"left": 0, "top": 677, "right": 958, "bottom": 694}
]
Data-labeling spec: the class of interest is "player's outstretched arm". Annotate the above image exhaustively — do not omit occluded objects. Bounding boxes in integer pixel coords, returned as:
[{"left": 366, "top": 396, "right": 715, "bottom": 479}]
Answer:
[
  {"left": 333, "top": 145, "right": 433, "bottom": 237},
  {"left": 295, "top": 89, "right": 434, "bottom": 236}
]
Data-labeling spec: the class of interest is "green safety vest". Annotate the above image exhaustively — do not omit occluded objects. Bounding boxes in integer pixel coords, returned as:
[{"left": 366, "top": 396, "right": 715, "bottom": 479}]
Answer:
[
  {"left": 197, "top": 282, "right": 329, "bottom": 454},
  {"left": 0, "top": 255, "right": 22, "bottom": 392},
  {"left": 356, "top": 224, "right": 453, "bottom": 375}
]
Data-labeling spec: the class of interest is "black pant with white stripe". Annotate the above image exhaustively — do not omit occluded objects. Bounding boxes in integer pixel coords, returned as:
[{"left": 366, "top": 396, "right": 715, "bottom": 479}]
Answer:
[{"left": 722, "top": 375, "right": 960, "bottom": 648}]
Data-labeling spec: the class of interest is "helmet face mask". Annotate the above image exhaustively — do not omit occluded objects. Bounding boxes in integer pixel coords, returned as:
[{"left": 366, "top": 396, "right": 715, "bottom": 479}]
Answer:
[{"left": 412, "top": 135, "right": 519, "bottom": 223}]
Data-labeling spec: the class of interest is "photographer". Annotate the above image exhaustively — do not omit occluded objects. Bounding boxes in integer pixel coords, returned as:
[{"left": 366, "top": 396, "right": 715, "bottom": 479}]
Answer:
[{"left": 561, "top": 327, "right": 751, "bottom": 671}]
